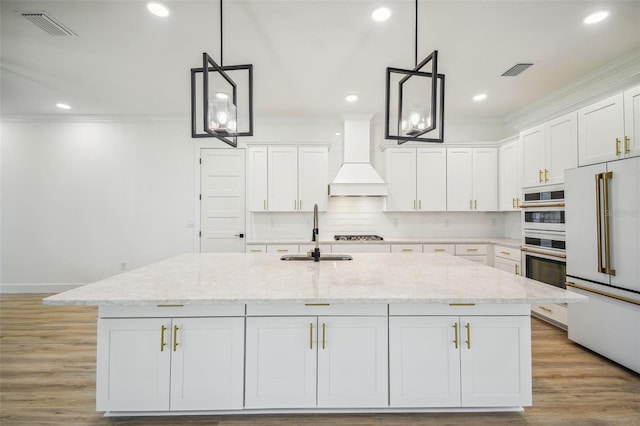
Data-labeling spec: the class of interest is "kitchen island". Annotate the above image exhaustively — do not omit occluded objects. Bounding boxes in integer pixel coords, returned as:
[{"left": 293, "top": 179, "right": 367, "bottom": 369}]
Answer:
[{"left": 44, "top": 253, "right": 586, "bottom": 416}]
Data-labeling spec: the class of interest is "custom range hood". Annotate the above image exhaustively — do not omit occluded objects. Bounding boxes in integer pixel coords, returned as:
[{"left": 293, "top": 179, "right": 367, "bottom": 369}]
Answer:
[{"left": 330, "top": 114, "right": 388, "bottom": 196}]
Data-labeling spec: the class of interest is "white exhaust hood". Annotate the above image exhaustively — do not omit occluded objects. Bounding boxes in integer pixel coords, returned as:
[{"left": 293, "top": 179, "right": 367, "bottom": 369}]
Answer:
[{"left": 330, "top": 115, "right": 388, "bottom": 196}]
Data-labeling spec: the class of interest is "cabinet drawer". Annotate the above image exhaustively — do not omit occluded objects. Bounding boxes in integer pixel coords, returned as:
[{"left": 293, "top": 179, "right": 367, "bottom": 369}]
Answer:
[
  {"left": 494, "top": 245, "right": 520, "bottom": 261},
  {"left": 531, "top": 303, "right": 567, "bottom": 327},
  {"left": 422, "top": 244, "right": 455, "bottom": 254},
  {"left": 457, "top": 255, "right": 488, "bottom": 265},
  {"left": 494, "top": 257, "right": 521, "bottom": 275},
  {"left": 391, "top": 244, "right": 423, "bottom": 253},
  {"left": 247, "top": 303, "right": 388, "bottom": 317},
  {"left": 246, "top": 245, "right": 267, "bottom": 254},
  {"left": 390, "top": 303, "right": 530, "bottom": 316},
  {"left": 332, "top": 243, "right": 391, "bottom": 253},
  {"left": 99, "top": 304, "right": 246, "bottom": 318},
  {"left": 267, "top": 244, "right": 299, "bottom": 254},
  {"left": 455, "top": 244, "right": 487, "bottom": 255}
]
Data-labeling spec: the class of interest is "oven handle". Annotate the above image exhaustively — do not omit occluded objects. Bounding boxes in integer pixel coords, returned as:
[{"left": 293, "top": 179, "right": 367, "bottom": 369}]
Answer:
[
  {"left": 519, "top": 202, "right": 565, "bottom": 208},
  {"left": 521, "top": 247, "right": 566, "bottom": 259}
]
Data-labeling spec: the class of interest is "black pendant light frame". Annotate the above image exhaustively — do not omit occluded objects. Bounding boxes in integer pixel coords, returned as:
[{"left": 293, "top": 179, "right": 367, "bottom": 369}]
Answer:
[
  {"left": 190, "top": 0, "right": 254, "bottom": 147},
  {"left": 384, "top": 0, "right": 445, "bottom": 144}
]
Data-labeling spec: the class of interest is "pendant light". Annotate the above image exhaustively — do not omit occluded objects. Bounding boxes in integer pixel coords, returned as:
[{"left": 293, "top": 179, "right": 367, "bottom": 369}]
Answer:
[
  {"left": 384, "top": 0, "right": 445, "bottom": 144},
  {"left": 190, "top": 0, "right": 253, "bottom": 147}
]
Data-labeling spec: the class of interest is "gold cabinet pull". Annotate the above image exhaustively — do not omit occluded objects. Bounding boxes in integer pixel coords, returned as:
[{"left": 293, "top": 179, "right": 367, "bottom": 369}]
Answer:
[
  {"left": 469, "top": 200, "right": 473, "bottom": 210},
  {"left": 434, "top": 248, "right": 446, "bottom": 252},
  {"left": 616, "top": 138, "right": 621, "bottom": 155},
  {"left": 515, "top": 264, "right": 520, "bottom": 275},
  {"left": 263, "top": 200, "right": 267, "bottom": 210},
  {"left": 419, "top": 200, "right": 422, "bottom": 210},
  {"left": 310, "top": 322, "right": 313, "bottom": 350},
  {"left": 538, "top": 306, "right": 553, "bottom": 313},
  {"left": 512, "top": 198, "right": 516, "bottom": 209},
  {"left": 173, "top": 325, "right": 179, "bottom": 352},
  {"left": 500, "top": 251, "right": 511, "bottom": 255},
  {"left": 538, "top": 169, "right": 543, "bottom": 183},
  {"left": 544, "top": 169, "right": 549, "bottom": 182},
  {"left": 414, "top": 200, "right": 417, "bottom": 210},
  {"left": 465, "top": 323, "right": 471, "bottom": 349},
  {"left": 466, "top": 248, "right": 478, "bottom": 252},
  {"left": 624, "top": 136, "right": 630, "bottom": 154},
  {"left": 516, "top": 198, "right": 521, "bottom": 208},
  {"left": 402, "top": 248, "right": 413, "bottom": 252},
  {"left": 276, "top": 249, "right": 289, "bottom": 252},
  {"left": 160, "top": 325, "right": 167, "bottom": 352},
  {"left": 322, "top": 323, "right": 326, "bottom": 349},
  {"left": 474, "top": 199, "right": 477, "bottom": 210},
  {"left": 299, "top": 200, "right": 302, "bottom": 210},
  {"left": 453, "top": 323, "right": 459, "bottom": 349}
]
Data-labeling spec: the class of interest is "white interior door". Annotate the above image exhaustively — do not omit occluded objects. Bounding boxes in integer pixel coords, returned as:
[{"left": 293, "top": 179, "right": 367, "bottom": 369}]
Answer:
[{"left": 200, "top": 148, "right": 246, "bottom": 252}]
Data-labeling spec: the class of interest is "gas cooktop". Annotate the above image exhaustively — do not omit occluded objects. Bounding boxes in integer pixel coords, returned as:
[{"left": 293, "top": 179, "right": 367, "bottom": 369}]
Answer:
[{"left": 334, "top": 235, "right": 384, "bottom": 241}]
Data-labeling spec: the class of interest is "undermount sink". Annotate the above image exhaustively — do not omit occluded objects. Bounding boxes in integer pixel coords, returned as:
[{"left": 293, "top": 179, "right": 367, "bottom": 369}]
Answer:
[{"left": 280, "top": 254, "right": 353, "bottom": 261}]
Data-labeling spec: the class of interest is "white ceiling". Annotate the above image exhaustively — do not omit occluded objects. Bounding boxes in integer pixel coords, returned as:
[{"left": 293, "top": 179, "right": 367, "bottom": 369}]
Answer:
[{"left": 1, "top": 0, "right": 640, "bottom": 123}]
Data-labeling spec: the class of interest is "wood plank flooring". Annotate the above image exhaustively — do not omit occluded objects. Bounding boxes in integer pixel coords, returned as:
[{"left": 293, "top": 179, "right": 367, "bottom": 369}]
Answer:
[{"left": 1, "top": 294, "right": 638, "bottom": 425}]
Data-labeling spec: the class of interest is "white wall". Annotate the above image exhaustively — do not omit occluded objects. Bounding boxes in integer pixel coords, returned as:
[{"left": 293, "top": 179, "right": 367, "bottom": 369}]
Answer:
[{"left": 1, "top": 119, "right": 195, "bottom": 291}]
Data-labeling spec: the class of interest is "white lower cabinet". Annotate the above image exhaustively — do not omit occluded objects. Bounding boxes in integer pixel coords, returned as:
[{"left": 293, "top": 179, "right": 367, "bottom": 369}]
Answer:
[
  {"left": 97, "top": 316, "right": 244, "bottom": 412},
  {"left": 245, "top": 315, "right": 388, "bottom": 409},
  {"left": 389, "top": 313, "right": 531, "bottom": 408}
]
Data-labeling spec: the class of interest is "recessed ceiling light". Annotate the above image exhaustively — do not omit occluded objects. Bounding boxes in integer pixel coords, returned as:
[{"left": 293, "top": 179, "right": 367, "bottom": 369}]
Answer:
[
  {"left": 371, "top": 7, "right": 391, "bottom": 22},
  {"left": 56, "top": 102, "right": 71, "bottom": 110},
  {"left": 583, "top": 10, "right": 609, "bottom": 24},
  {"left": 473, "top": 94, "right": 487, "bottom": 102},
  {"left": 147, "top": 2, "right": 170, "bottom": 18},
  {"left": 345, "top": 94, "right": 358, "bottom": 102}
]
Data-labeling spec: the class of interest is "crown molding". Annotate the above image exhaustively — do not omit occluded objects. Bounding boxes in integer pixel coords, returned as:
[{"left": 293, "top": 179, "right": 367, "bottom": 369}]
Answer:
[{"left": 504, "top": 49, "right": 640, "bottom": 131}]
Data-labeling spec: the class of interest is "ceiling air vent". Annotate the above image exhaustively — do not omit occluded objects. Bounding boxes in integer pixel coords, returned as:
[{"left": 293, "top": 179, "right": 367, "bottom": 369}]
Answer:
[
  {"left": 501, "top": 63, "right": 533, "bottom": 77},
  {"left": 21, "top": 12, "right": 77, "bottom": 36}
]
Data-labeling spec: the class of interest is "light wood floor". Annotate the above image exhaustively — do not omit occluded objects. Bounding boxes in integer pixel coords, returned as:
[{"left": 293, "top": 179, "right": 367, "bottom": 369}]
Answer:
[{"left": 1, "top": 294, "right": 638, "bottom": 426}]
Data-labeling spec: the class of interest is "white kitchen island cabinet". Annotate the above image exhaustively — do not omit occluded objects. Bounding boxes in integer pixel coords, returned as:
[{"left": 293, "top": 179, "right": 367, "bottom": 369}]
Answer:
[
  {"left": 389, "top": 306, "right": 531, "bottom": 408},
  {"left": 97, "top": 311, "right": 244, "bottom": 412},
  {"left": 44, "top": 253, "right": 586, "bottom": 417}
]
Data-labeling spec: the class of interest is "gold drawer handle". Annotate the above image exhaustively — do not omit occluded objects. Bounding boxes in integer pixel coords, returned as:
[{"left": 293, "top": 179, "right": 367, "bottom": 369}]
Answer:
[
  {"left": 402, "top": 248, "right": 413, "bottom": 252},
  {"left": 434, "top": 248, "right": 447, "bottom": 252},
  {"left": 465, "top": 323, "right": 471, "bottom": 349},
  {"left": 500, "top": 251, "right": 511, "bottom": 255},
  {"left": 466, "top": 248, "right": 479, "bottom": 252},
  {"left": 322, "top": 323, "right": 326, "bottom": 349},
  {"left": 624, "top": 136, "right": 630, "bottom": 154},
  {"left": 538, "top": 306, "right": 553, "bottom": 313},
  {"left": 276, "top": 249, "right": 289, "bottom": 252},
  {"left": 616, "top": 138, "right": 621, "bottom": 155},
  {"left": 310, "top": 322, "right": 313, "bottom": 350},
  {"left": 160, "top": 325, "right": 167, "bottom": 352},
  {"left": 173, "top": 325, "right": 179, "bottom": 352}
]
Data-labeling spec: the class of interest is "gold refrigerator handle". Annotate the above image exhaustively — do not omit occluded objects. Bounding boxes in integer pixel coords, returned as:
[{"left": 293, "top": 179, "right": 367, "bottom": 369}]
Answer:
[
  {"left": 602, "top": 171, "right": 616, "bottom": 276},
  {"left": 595, "top": 173, "right": 605, "bottom": 273}
]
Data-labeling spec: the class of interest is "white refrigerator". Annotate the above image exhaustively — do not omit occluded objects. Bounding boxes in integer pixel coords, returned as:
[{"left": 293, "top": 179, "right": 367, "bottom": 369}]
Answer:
[{"left": 565, "top": 156, "right": 640, "bottom": 373}]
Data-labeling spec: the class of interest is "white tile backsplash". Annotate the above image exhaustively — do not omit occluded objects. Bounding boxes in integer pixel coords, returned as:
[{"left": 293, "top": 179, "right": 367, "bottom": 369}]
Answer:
[{"left": 249, "top": 197, "right": 519, "bottom": 241}]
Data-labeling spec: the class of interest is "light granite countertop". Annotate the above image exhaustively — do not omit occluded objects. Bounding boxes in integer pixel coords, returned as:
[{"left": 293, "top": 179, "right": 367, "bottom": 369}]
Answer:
[
  {"left": 43, "top": 253, "right": 585, "bottom": 306},
  {"left": 248, "top": 238, "right": 522, "bottom": 248}
]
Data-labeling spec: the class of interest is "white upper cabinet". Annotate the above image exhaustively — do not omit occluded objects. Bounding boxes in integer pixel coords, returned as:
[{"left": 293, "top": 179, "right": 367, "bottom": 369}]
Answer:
[
  {"left": 447, "top": 147, "right": 497, "bottom": 211},
  {"left": 248, "top": 146, "right": 328, "bottom": 212},
  {"left": 385, "top": 147, "right": 446, "bottom": 212},
  {"left": 521, "top": 111, "right": 577, "bottom": 187},
  {"left": 623, "top": 85, "right": 640, "bottom": 159},
  {"left": 578, "top": 85, "right": 640, "bottom": 166},
  {"left": 498, "top": 137, "right": 521, "bottom": 210},
  {"left": 298, "top": 147, "right": 329, "bottom": 212}
]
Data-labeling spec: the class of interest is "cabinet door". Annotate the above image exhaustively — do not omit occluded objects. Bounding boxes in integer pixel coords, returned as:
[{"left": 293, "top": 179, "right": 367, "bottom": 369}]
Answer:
[
  {"left": 494, "top": 257, "right": 521, "bottom": 275},
  {"left": 170, "top": 317, "right": 244, "bottom": 410},
  {"left": 623, "top": 85, "right": 640, "bottom": 158},
  {"left": 268, "top": 146, "right": 298, "bottom": 211},
  {"left": 499, "top": 139, "right": 520, "bottom": 211},
  {"left": 446, "top": 148, "right": 473, "bottom": 211},
  {"left": 245, "top": 316, "right": 317, "bottom": 409},
  {"left": 417, "top": 148, "right": 447, "bottom": 211},
  {"left": 317, "top": 316, "right": 388, "bottom": 408},
  {"left": 247, "top": 147, "right": 268, "bottom": 211},
  {"left": 578, "top": 93, "right": 625, "bottom": 166},
  {"left": 96, "top": 318, "right": 171, "bottom": 412},
  {"left": 389, "top": 316, "right": 461, "bottom": 407},
  {"left": 520, "top": 125, "right": 546, "bottom": 187},
  {"left": 386, "top": 148, "right": 417, "bottom": 211},
  {"left": 472, "top": 148, "right": 498, "bottom": 211},
  {"left": 547, "top": 112, "right": 578, "bottom": 185},
  {"left": 608, "top": 157, "right": 640, "bottom": 292},
  {"left": 298, "top": 147, "right": 328, "bottom": 212},
  {"left": 459, "top": 316, "right": 531, "bottom": 407}
]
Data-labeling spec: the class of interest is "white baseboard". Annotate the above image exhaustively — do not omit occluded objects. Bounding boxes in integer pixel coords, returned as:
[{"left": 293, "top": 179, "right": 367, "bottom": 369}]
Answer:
[{"left": 0, "top": 283, "right": 84, "bottom": 294}]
